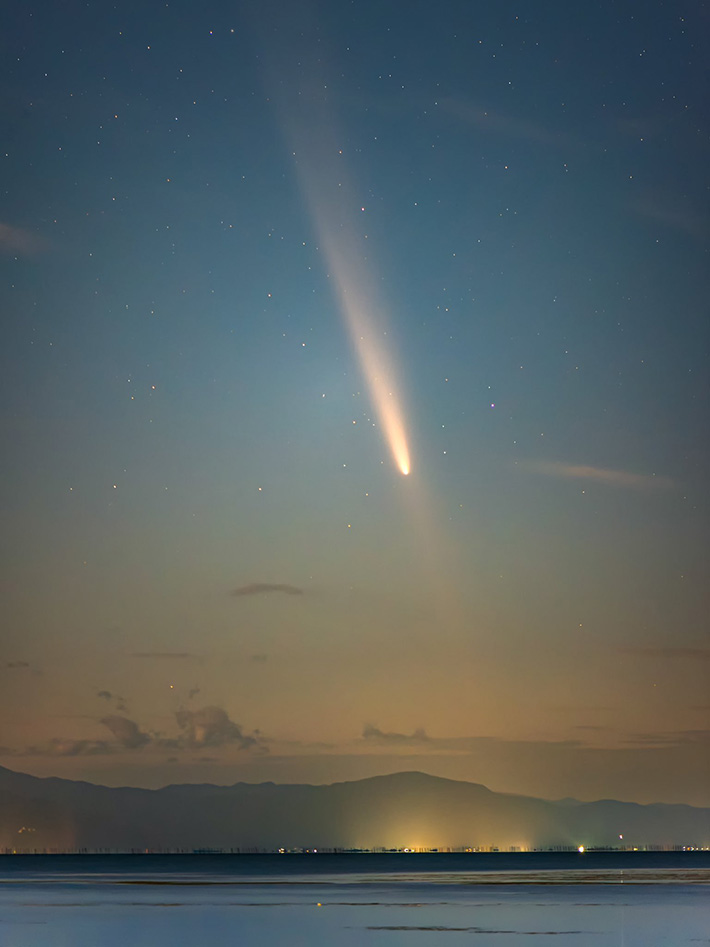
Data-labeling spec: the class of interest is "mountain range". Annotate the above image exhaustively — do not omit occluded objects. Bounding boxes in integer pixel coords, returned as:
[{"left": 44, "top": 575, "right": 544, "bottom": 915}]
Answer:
[{"left": 1, "top": 766, "right": 707, "bottom": 852}]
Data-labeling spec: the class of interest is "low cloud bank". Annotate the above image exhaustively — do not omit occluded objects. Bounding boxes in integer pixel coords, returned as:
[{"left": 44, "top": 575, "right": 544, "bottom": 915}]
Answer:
[
  {"left": 232, "top": 583, "right": 304, "bottom": 597},
  {"left": 2, "top": 707, "right": 264, "bottom": 758},
  {"left": 363, "top": 724, "right": 430, "bottom": 745}
]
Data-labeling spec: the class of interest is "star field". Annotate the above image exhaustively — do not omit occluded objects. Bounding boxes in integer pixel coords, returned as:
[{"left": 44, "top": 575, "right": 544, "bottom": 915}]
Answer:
[{"left": 0, "top": 0, "right": 708, "bottom": 803}]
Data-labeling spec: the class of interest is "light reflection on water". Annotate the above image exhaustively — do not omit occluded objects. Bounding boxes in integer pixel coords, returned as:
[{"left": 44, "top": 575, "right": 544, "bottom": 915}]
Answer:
[{"left": 0, "top": 869, "right": 708, "bottom": 947}]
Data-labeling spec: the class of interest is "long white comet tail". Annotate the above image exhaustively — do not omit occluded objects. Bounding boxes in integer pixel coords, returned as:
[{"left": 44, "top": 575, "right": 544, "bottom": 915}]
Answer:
[
  {"left": 293, "top": 139, "right": 412, "bottom": 478},
  {"left": 334, "top": 278, "right": 411, "bottom": 478}
]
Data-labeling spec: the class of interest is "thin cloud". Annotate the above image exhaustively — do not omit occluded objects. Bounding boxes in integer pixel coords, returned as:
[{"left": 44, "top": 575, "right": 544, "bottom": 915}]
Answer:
[
  {"left": 97, "top": 690, "right": 129, "bottom": 712},
  {"left": 22, "top": 738, "right": 113, "bottom": 757},
  {"left": 16, "top": 716, "right": 150, "bottom": 756},
  {"left": 232, "top": 583, "right": 304, "bottom": 597},
  {"left": 624, "top": 729, "right": 710, "bottom": 748},
  {"left": 438, "top": 97, "right": 578, "bottom": 148},
  {"left": 524, "top": 461, "right": 672, "bottom": 490},
  {"left": 358, "top": 728, "right": 585, "bottom": 753},
  {"left": 362, "top": 724, "right": 430, "bottom": 745},
  {"left": 131, "top": 652, "right": 201, "bottom": 659},
  {"left": 573, "top": 725, "right": 615, "bottom": 732},
  {"left": 0, "top": 222, "right": 43, "bottom": 255},
  {"left": 621, "top": 647, "right": 710, "bottom": 661},
  {"left": 266, "top": 736, "right": 337, "bottom": 751},
  {"left": 3, "top": 661, "right": 41, "bottom": 677},
  {"left": 547, "top": 704, "right": 615, "bottom": 713},
  {"left": 633, "top": 192, "right": 708, "bottom": 239}
]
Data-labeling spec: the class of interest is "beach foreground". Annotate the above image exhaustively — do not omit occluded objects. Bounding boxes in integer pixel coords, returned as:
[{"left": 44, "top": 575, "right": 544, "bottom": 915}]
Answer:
[{"left": 1, "top": 854, "right": 708, "bottom": 946}]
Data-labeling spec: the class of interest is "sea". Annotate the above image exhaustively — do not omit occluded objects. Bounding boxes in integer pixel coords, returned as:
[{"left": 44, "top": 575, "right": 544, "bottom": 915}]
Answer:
[{"left": 0, "top": 852, "right": 708, "bottom": 946}]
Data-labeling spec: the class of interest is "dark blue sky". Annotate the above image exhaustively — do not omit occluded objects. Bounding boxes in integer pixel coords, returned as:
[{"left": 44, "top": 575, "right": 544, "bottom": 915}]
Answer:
[{"left": 1, "top": 0, "right": 708, "bottom": 803}]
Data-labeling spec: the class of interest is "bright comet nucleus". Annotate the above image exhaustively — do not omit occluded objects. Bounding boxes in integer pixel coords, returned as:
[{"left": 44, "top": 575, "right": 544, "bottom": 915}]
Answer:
[
  {"left": 285, "top": 115, "right": 413, "bottom": 478},
  {"left": 311, "top": 229, "right": 412, "bottom": 478},
  {"left": 335, "top": 285, "right": 412, "bottom": 478}
]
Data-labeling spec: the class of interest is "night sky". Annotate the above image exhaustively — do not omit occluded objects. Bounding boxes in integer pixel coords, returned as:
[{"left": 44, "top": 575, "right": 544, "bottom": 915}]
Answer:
[{"left": 1, "top": 0, "right": 708, "bottom": 805}]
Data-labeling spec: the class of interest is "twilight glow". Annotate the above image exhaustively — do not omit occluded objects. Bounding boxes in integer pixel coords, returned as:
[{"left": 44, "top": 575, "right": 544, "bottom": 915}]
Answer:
[{"left": 1, "top": 0, "right": 708, "bottom": 812}]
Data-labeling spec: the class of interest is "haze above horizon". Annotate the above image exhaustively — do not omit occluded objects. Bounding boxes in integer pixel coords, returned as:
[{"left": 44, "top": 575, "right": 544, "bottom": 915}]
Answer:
[{"left": 1, "top": 0, "right": 708, "bottom": 807}]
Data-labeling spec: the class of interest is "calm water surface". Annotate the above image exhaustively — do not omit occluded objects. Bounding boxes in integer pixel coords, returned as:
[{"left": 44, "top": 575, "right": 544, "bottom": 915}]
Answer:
[{"left": 0, "top": 854, "right": 708, "bottom": 946}]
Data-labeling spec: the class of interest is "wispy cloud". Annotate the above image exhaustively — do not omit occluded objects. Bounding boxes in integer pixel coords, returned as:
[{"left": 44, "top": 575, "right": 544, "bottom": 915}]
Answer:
[
  {"left": 97, "top": 690, "right": 128, "bottom": 712},
  {"left": 0, "top": 222, "right": 43, "bottom": 255},
  {"left": 22, "top": 738, "right": 112, "bottom": 757},
  {"left": 620, "top": 647, "right": 710, "bottom": 662},
  {"left": 633, "top": 192, "right": 708, "bottom": 239},
  {"left": 232, "top": 583, "right": 304, "bottom": 597},
  {"left": 360, "top": 723, "right": 706, "bottom": 755},
  {"left": 438, "top": 98, "right": 577, "bottom": 148},
  {"left": 131, "top": 652, "right": 201, "bottom": 660},
  {"left": 11, "top": 715, "right": 150, "bottom": 757},
  {"left": 624, "top": 729, "right": 710, "bottom": 748},
  {"left": 358, "top": 727, "right": 585, "bottom": 753},
  {"left": 573, "top": 725, "right": 615, "bottom": 732},
  {"left": 524, "top": 461, "right": 672, "bottom": 490},
  {"left": 3, "top": 661, "right": 41, "bottom": 677},
  {"left": 362, "top": 725, "right": 431, "bottom": 745}
]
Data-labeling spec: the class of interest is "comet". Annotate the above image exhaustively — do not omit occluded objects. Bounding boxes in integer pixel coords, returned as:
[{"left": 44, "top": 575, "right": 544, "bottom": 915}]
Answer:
[
  {"left": 269, "top": 71, "right": 412, "bottom": 476},
  {"left": 257, "top": 27, "right": 467, "bottom": 638},
  {"left": 297, "top": 171, "right": 412, "bottom": 478},
  {"left": 254, "top": 11, "right": 412, "bottom": 477},
  {"left": 317, "top": 226, "right": 412, "bottom": 477}
]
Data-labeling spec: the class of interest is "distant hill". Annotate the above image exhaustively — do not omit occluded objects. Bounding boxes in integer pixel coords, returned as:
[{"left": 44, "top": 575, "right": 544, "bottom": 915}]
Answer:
[{"left": 0, "top": 766, "right": 707, "bottom": 852}]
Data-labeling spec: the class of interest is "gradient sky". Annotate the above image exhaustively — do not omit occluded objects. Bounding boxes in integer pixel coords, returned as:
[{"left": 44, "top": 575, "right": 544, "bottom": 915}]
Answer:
[{"left": 1, "top": 0, "right": 708, "bottom": 805}]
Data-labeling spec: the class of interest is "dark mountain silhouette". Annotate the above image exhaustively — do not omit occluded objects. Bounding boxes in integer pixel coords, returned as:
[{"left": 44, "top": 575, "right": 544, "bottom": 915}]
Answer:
[{"left": 0, "top": 766, "right": 706, "bottom": 852}]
